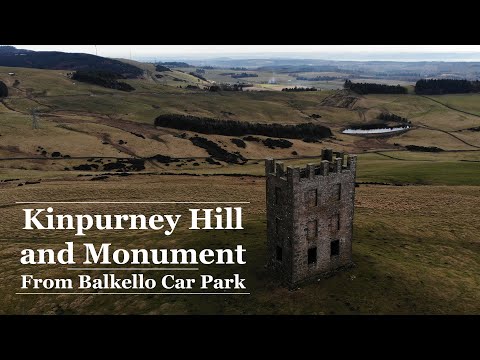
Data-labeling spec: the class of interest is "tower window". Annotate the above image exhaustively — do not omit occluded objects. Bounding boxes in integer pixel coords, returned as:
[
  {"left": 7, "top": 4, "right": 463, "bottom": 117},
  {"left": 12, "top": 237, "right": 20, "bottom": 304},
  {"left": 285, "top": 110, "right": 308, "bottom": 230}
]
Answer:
[
  {"left": 306, "top": 189, "right": 318, "bottom": 207},
  {"left": 335, "top": 184, "right": 342, "bottom": 200},
  {"left": 276, "top": 217, "right": 280, "bottom": 237},
  {"left": 308, "top": 247, "right": 317, "bottom": 264},
  {"left": 275, "top": 187, "right": 282, "bottom": 204},
  {"left": 276, "top": 246, "right": 283, "bottom": 262},
  {"left": 331, "top": 240, "right": 340, "bottom": 257},
  {"left": 336, "top": 213, "right": 341, "bottom": 230},
  {"left": 306, "top": 220, "right": 317, "bottom": 241}
]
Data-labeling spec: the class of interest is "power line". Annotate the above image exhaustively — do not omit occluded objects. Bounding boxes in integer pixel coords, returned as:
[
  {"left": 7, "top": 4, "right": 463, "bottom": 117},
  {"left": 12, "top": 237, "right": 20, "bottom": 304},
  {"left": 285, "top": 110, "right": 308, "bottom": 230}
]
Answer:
[{"left": 31, "top": 108, "right": 39, "bottom": 129}]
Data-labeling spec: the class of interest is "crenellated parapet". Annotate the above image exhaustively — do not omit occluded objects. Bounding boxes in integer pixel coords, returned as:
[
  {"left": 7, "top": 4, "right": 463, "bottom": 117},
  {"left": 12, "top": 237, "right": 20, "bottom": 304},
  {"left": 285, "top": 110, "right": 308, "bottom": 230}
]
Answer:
[{"left": 265, "top": 149, "right": 357, "bottom": 184}]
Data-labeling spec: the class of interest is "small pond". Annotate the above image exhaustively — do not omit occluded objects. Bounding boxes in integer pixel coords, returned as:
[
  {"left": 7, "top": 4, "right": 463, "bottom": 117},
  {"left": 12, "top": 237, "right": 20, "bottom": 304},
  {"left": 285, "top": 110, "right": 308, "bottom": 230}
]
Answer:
[{"left": 342, "top": 126, "right": 410, "bottom": 134}]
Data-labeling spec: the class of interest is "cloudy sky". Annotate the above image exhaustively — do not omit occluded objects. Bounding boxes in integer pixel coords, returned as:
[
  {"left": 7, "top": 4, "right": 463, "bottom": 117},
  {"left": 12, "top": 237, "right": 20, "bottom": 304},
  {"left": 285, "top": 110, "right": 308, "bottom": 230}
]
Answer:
[{"left": 13, "top": 45, "right": 480, "bottom": 61}]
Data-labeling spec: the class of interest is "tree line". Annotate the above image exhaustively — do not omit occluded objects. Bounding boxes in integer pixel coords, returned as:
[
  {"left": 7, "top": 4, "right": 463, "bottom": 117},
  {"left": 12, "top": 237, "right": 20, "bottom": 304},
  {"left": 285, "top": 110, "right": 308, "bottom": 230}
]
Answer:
[
  {"left": 282, "top": 87, "right": 317, "bottom": 92},
  {"left": 154, "top": 114, "right": 332, "bottom": 140},
  {"left": 190, "top": 137, "right": 247, "bottom": 164},
  {"left": 158, "top": 62, "right": 191, "bottom": 68},
  {"left": 189, "top": 72, "right": 207, "bottom": 81},
  {"left": 415, "top": 79, "right": 480, "bottom": 94},
  {"left": 296, "top": 76, "right": 337, "bottom": 81},
  {"left": 231, "top": 73, "right": 258, "bottom": 79},
  {"left": 155, "top": 65, "right": 171, "bottom": 72},
  {"left": 344, "top": 79, "right": 407, "bottom": 94},
  {"left": 208, "top": 84, "right": 250, "bottom": 92},
  {"left": 377, "top": 112, "right": 411, "bottom": 124}
]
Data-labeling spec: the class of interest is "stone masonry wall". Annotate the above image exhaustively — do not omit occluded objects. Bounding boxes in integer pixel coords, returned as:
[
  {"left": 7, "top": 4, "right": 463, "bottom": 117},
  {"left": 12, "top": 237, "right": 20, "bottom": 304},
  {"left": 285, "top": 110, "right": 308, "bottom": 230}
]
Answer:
[{"left": 266, "top": 150, "right": 357, "bottom": 286}]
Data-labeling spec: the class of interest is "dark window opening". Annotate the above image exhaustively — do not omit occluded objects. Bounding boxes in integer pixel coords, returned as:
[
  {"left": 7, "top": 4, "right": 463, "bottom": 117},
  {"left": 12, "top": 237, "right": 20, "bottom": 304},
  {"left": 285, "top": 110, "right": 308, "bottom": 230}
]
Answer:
[
  {"left": 308, "top": 247, "right": 317, "bottom": 264},
  {"left": 276, "top": 246, "right": 283, "bottom": 262},
  {"left": 336, "top": 213, "right": 341, "bottom": 230},
  {"left": 335, "top": 183, "right": 342, "bottom": 200},
  {"left": 275, "top": 187, "right": 282, "bottom": 204},
  {"left": 331, "top": 240, "right": 340, "bottom": 257},
  {"left": 276, "top": 218, "right": 280, "bottom": 237}
]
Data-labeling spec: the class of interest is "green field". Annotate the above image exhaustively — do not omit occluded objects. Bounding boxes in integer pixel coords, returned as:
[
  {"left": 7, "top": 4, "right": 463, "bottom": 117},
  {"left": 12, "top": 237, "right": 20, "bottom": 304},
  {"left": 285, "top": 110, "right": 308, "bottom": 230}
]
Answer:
[
  {"left": 1, "top": 65, "right": 480, "bottom": 185},
  {"left": 428, "top": 94, "right": 480, "bottom": 117}
]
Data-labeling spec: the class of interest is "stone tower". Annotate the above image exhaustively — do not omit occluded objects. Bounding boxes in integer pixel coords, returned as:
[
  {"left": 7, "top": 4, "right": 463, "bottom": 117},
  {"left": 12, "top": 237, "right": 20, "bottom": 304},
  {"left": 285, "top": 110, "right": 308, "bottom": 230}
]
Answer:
[{"left": 265, "top": 149, "right": 357, "bottom": 286}]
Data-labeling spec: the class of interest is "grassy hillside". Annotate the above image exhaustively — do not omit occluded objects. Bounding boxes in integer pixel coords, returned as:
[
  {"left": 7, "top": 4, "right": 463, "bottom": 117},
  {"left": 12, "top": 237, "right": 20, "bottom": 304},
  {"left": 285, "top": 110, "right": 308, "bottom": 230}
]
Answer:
[
  {"left": 176, "top": 67, "right": 414, "bottom": 91},
  {"left": 1, "top": 176, "right": 478, "bottom": 314},
  {"left": 1, "top": 63, "right": 479, "bottom": 314},
  {"left": 1, "top": 65, "right": 480, "bottom": 183},
  {"left": 0, "top": 49, "right": 142, "bottom": 77}
]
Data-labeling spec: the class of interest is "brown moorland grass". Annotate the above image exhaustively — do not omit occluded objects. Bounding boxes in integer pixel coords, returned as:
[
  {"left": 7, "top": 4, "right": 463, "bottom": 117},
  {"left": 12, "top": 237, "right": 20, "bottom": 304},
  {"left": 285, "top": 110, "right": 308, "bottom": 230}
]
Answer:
[{"left": 0, "top": 176, "right": 478, "bottom": 314}]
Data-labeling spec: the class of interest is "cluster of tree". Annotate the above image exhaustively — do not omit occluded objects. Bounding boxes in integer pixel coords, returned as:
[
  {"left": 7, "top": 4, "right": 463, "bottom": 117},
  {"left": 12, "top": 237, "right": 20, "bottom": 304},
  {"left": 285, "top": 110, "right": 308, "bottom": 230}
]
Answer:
[
  {"left": 0, "top": 50, "right": 142, "bottom": 78},
  {"left": 296, "top": 76, "right": 336, "bottom": 81},
  {"left": 72, "top": 71, "right": 135, "bottom": 92},
  {"left": 414, "top": 79, "right": 480, "bottom": 94},
  {"left": 190, "top": 137, "right": 247, "bottom": 164},
  {"left": 103, "top": 159, "right": 145, "bottom": 171},
  {"left": 344, "top": 80, "right": 407, "bottom": 94},
  {"left": 0, "top": 81, "right": 8, "bottom": 97},
  {"left": 377, "top": 112, "right": 411, "bottom": 124},
  {"left": 159, "top": 62, "right": 191, "bottom": 68},
  {"left": 195, "top": 69, "right": 206, "bottom": 74},
  {"left": 208, "top": 84, "right": 247, "bottom": 92},
  {"left": 231, "top": 138, "right": 246, "bottom": 148},
  {"left": 262, "top": 138, "right": 292, "bottom": 149},
  {"left": 149, "top": 154, "right": 179, "bottom": 164},
  {"left": 155, "top": 65, "right": 171, "bottom": 72},
  {"left": 405, "top": 145, "right": 444, "bottom": 152},
  {"left": 189, "top": 72, "right": 207, "bottom": 81},
  {"left": 231, "top": 73, "right": 258, "bottom": 79},
  {"left": 154, "top": 114, "right": 332, "bottom": 140},
  {"left": 185, "top": 85, "right": 200, "bottom": 90},
  {"left": 281, "top": 87, "right": 317, "bottom": 92}
]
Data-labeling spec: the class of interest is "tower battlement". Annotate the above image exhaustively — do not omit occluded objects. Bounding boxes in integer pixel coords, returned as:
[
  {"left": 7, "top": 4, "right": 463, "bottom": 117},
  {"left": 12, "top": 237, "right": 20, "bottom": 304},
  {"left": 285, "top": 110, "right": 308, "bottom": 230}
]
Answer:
[
  {"left": 265, "top": 150, "right": 357, "bottom": 183},
  {"left": 265, "top": 149, "right": 357, "bottom": 286}
]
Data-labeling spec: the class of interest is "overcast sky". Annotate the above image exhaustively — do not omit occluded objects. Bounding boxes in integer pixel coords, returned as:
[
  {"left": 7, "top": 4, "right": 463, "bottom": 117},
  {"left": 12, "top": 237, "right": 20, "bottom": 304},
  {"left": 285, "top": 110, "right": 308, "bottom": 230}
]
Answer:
[{"left": 13, "top": 45, "right": 480, "bottom": 61}]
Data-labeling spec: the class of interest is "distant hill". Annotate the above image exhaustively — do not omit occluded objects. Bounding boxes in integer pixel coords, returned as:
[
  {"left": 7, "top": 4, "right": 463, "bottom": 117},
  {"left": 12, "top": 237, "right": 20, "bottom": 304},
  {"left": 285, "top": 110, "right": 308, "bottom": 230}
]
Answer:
[
  {"left": 0, "top": 46, "right": 32, "bottom": 54},
  {"left": 0, "top": 46, "right": 142, "bottom": 78}
]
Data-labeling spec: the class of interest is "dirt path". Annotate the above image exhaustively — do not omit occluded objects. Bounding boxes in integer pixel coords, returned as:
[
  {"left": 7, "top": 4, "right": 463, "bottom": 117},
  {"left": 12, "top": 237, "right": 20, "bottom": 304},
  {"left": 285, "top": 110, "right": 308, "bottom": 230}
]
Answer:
[{"left": 0, "top": 99, "right": 25, "bottom": 114}]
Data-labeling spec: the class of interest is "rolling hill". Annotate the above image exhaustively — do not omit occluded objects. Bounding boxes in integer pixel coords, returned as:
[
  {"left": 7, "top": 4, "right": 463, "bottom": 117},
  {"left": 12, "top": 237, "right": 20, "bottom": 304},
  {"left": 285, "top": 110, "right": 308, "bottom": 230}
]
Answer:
[
  {"left": 0, "top": 63, "right": 479, "bottom": 184},
  {"left": 0, "top": 46, "right": 142, "bottom": 78},
  {"left": 0, "top": 59, "right": 479, "bottom": 315}
]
